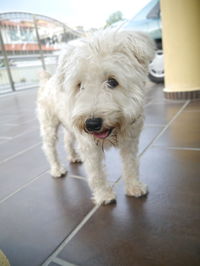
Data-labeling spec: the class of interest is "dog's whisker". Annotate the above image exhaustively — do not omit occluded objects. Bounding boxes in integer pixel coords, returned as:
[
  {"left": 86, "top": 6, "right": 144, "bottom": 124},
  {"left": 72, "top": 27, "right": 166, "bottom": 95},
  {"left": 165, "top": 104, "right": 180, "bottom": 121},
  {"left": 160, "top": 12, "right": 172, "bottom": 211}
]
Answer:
[
  {"left": 108, "top": 139, "right": 115, "bottom": 146},
  {"left": 101, "top": 140, "right": 105, "bottom": 153}
]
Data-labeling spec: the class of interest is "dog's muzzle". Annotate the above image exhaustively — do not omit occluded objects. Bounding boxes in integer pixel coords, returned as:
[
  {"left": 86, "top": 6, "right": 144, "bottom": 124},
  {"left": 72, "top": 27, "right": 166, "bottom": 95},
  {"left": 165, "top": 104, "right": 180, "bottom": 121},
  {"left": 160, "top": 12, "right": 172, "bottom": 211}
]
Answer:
[{"left": 85, "top": 118, "right": 113, "bottom": 139}]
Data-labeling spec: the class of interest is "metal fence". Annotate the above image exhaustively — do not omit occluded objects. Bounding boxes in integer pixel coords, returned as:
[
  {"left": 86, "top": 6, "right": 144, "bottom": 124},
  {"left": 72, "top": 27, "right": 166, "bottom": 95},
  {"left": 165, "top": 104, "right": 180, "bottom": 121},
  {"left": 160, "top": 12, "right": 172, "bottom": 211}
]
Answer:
[{"left": 0, "top": 12, "right": 81, "bottom": 94}]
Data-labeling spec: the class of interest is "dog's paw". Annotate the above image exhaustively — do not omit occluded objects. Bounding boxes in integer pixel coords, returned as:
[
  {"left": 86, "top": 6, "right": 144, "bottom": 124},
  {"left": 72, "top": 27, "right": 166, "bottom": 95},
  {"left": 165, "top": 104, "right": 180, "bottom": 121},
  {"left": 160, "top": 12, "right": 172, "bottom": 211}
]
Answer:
[
  {"left": 50, "top": 166, "right": 67, "bottom": 178},
  {"left": 125, "top": 180, "right": 148, "bottom": 197},
  {"left": 92, "top": 187, "right": 116, "bottom": 205},
  {"left": 68, "top": 154, "right": 82, "bottom": 164}
]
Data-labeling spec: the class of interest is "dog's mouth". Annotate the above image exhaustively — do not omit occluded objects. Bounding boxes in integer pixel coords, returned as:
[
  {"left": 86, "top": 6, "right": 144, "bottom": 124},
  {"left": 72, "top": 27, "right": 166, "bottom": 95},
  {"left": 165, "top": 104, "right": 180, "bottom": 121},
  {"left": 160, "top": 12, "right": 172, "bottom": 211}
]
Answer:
[{"left": 91, "top": 128, "right": 113, "bottom": 139}]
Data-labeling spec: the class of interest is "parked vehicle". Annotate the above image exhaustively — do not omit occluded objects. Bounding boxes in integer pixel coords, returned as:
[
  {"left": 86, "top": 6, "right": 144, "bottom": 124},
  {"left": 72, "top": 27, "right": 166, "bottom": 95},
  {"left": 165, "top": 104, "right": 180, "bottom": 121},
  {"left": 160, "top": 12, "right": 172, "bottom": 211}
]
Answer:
[{"left": 122, "top": 0, "right": 164, "bottom": 83}]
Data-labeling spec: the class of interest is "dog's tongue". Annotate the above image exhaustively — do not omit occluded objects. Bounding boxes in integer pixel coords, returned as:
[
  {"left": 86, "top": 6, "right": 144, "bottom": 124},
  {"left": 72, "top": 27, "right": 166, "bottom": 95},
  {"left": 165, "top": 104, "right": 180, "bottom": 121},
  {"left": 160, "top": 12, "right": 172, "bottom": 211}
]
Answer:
[{"left": 93, "top": 130, "right": 110, "bottom": 139}]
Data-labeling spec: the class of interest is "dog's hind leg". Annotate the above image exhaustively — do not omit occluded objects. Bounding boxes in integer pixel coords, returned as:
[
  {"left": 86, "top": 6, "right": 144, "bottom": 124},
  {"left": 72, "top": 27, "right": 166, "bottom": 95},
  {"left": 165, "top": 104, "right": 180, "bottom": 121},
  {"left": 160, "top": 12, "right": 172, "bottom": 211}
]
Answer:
[
  {"left": 64, "top": 130, "right": 82, "bottom": 163},
  {"left": 39, "top": 114, "right": 67, "bottom": 178}
]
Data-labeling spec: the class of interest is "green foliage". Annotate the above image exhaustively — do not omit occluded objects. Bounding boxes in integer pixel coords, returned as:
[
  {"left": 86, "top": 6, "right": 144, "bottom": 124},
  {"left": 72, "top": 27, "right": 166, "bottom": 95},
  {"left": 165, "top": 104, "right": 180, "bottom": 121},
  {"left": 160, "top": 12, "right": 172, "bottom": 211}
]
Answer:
[{"left": 105, "top": 11, "right": 123, "bottom": 28}]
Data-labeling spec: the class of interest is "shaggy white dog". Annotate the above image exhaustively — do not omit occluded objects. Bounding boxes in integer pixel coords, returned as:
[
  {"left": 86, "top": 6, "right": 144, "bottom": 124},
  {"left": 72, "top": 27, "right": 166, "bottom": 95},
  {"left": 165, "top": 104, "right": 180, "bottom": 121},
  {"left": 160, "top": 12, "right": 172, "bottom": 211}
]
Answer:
[{"left": 37, "top": 30, "right": 155, "bottom": 205}]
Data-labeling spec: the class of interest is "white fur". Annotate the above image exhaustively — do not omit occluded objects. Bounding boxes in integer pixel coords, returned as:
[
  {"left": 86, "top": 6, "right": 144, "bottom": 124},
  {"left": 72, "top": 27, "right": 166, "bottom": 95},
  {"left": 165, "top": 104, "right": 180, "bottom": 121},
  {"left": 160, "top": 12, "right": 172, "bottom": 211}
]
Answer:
[{"left": 37, "top": 29, "right": 155, "bottom": 205}]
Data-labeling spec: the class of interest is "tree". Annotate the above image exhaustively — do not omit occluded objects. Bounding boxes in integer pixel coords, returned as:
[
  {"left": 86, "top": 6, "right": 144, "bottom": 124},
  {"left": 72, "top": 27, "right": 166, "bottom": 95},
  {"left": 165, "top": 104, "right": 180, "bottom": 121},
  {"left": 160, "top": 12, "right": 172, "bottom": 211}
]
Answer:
[{"left": 105, "top": 11, "right": 123, "bottom": 28}]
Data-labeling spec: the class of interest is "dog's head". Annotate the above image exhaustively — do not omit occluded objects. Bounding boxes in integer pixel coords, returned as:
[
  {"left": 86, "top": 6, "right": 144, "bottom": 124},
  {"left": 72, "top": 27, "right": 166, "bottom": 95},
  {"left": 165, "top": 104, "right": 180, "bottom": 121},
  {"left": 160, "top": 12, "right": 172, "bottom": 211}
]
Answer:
[{"left": 55, "top": 30, "right": 155, "bottom": 142}]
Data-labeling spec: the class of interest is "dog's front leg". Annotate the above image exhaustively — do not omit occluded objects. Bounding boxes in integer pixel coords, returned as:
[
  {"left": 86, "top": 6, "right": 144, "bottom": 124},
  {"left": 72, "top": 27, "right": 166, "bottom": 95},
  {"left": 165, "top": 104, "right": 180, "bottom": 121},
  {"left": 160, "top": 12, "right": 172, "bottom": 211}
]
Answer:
[
  {"left": 79, "top": 141, "right": 116, "bottom": 205},
  {"left": 119, "top": 135, "right": 148, "bottom": 197}
]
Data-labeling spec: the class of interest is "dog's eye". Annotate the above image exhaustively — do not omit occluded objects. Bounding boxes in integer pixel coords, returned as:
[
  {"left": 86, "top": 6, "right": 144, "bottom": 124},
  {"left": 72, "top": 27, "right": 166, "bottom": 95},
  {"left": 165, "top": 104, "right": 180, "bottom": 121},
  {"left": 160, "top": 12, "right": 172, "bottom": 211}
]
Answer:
[{"left": 107, "top": 78, "right": 119, "bottom": 89}]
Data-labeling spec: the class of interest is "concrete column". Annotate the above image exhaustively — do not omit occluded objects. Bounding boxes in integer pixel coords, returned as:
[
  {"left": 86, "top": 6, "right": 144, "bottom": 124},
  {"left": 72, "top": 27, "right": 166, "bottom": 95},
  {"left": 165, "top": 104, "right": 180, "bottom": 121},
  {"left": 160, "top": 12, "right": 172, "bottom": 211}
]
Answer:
[{"left": 160, "top": 0, "right": 200, "bottom": 99}]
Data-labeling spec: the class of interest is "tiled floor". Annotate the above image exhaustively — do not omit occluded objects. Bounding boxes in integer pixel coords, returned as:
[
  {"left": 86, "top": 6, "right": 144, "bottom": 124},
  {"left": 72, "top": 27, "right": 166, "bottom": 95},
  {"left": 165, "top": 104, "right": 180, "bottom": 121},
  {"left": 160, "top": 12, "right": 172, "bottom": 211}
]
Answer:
[{"left": 0, "top": 84, "right": 199, "bottom": 266}]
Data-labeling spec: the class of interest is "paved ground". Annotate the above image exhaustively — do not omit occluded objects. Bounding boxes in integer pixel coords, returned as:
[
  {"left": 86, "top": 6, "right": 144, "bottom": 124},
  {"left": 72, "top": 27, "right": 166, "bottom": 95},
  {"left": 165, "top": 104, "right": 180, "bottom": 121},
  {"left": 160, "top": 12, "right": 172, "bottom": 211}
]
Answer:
[{"left": 0, "top": 84, "right": 199, "bottom": 266}]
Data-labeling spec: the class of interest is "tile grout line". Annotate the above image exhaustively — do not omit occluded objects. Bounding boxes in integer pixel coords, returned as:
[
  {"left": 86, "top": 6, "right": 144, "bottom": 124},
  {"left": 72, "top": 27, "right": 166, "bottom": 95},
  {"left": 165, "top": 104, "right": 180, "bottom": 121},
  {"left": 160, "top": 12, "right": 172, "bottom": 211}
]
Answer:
[
  {"left": 0, "top": 169, "right": 48, "bottom": 205},
  {"left": 69, "top": 174, "right": 86, "bottom": 180},
  {"left": 41, "top": 205, "right": 100, "bottom": 266},
  {"left": 144, "top": 124, "right": 165, "bottom": 127},
  {"left": 139, "top": 100, "right": 190, "bottom": 158},
  {"left": 1, "top": 118, "right": 37, "bottom": 127},
  {"left": 53, "top": 257, "right": 77, "bottom": 266},
  {"left": 0, "top": 173, "right": 87, "bottom": 206},
  {"left": 10, "top": 126, "right": 39, "bottom": 139},
  {"left": 0, "top": 136, "right": 12, "bottom": 140},
  {"left": 41, "top": 176, "right": 121, "bottom": 266},
  {"left": 0, "top": 109, "right": 36, "bottom": 114},
  {"left": 0, "top": 127, "right": 39, "bottom": 146},
  {"left": 152, "top": 145, "right": 200, "bottom": 151},
  {"left": 0, "top": 142, "right": 42, "bottom": 165},
  {"left": 1, "top": 123, "right": 18, "bottom": 127}
]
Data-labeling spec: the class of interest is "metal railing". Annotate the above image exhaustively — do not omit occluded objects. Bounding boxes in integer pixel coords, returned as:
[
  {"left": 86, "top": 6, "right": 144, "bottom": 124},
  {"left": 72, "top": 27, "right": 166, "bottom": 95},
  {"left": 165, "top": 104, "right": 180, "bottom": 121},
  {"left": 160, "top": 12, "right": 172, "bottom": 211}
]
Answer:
[{"left": 0, "top": 12, "right": 81, "bottom": 93}]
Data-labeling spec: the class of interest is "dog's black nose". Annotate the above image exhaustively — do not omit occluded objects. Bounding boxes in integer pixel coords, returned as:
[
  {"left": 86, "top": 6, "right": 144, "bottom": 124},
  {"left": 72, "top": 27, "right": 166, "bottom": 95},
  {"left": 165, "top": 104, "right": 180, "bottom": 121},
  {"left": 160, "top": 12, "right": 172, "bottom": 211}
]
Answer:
[{"left": 85, "top": 118, "right": 103, "bottom": 132}]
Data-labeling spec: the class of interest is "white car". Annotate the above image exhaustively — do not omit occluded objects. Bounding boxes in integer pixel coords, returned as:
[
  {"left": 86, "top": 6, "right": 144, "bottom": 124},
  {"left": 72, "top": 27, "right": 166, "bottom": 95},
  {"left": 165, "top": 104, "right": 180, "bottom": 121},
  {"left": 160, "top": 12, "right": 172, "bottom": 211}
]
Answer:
[{"left": 149, "top": 49, "right": 164, "bottom": 83}]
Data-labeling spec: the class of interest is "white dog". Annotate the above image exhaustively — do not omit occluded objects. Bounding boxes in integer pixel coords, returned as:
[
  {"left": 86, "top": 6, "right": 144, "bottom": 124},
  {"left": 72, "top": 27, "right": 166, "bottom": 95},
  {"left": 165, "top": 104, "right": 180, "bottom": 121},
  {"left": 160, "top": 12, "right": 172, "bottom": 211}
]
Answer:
[{"left": 37, "top": 30, "right": 155, "bottom": 205}]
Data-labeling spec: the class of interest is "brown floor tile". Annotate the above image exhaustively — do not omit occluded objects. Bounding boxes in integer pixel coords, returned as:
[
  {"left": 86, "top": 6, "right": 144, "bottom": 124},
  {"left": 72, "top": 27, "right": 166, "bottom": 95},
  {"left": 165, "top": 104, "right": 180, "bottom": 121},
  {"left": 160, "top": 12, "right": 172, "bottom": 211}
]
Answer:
[
  {"left": 0, "top": 146, "right": 49, "bottom": 201},
  {"left": 0, "top": 112, "right": 37, "bottom": 124},
  {"left": 51, "top": 258, "right": 76, "bottom": 266},
  {"left": 104, "top": 147, "right": 122, "bottom": 182},
  {"left": 58, "top": 148, "right": 200, "bottom": 266},
  {"left": 0, "top": 90, "right": 36, "bottom": 111},
  {"left": 145, "top": 83, "right": 164, "bottom": 104},
  {"left": 156, "top": 110, "right": 200, "bottom": 148},
  {"left": 0, "top": 129, "right": 41, "bottom": 162},
  {"left": 144, "top": 102, "right": 184, "bottom": 126},
  {"left": 0, "top": 115, "right": 19, "bottom": 124},
  {"left": 0, "top": 139, "right": 7, "bottom": 145},
  {"left": 139, "top": 125, "right": 163, "bottom": 153},
  {"left": 0, "top": 122, "right": 38, "bottom": 139},
  {"left": 0, "top": 174, "right": 93, "bottom": 266},
  {"left": 185, "top": 100, "right": 200, "bottom": 112}
]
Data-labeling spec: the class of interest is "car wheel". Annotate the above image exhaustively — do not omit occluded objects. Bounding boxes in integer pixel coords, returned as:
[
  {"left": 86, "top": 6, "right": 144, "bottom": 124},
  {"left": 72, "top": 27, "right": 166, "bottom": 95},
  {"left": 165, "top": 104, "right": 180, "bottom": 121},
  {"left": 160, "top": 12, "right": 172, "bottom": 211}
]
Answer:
[{"left": 149, "top": 50, "right": 164, "bottom": 83}]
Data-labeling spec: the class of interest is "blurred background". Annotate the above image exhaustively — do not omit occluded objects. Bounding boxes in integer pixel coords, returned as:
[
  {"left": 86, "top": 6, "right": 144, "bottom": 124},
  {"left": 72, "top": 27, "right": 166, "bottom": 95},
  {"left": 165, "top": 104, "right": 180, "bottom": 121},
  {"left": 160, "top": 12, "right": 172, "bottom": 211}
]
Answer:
[{"left": 0, "top": 0, "right": 163, "bottom": 94}]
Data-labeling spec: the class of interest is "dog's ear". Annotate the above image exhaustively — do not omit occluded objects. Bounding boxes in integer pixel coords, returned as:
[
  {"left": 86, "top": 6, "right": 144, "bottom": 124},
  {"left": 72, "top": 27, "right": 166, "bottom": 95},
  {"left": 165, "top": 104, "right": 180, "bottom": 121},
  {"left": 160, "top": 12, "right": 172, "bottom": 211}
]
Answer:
[
  {"left": 120, "top": 31, "right": 155, "bottom": 68},
  {"left": 54, "top": 40, "right": 78, "bottom": 91}
]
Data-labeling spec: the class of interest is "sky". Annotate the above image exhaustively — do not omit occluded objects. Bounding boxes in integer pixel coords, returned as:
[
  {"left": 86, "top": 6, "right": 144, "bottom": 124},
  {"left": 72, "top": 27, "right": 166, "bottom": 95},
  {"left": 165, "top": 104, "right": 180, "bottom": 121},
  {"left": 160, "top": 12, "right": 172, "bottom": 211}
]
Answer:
[{"left": 0, "top": 0, "right": 150, "bottom": 30}]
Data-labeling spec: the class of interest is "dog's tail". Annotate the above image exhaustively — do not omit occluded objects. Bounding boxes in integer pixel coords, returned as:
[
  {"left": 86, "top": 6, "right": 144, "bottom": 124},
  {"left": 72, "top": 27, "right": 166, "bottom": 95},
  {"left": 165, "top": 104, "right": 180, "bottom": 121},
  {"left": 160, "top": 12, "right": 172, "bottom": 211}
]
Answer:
[{"left": 39, "top": 71, "right": 51, "bottom": 88}]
